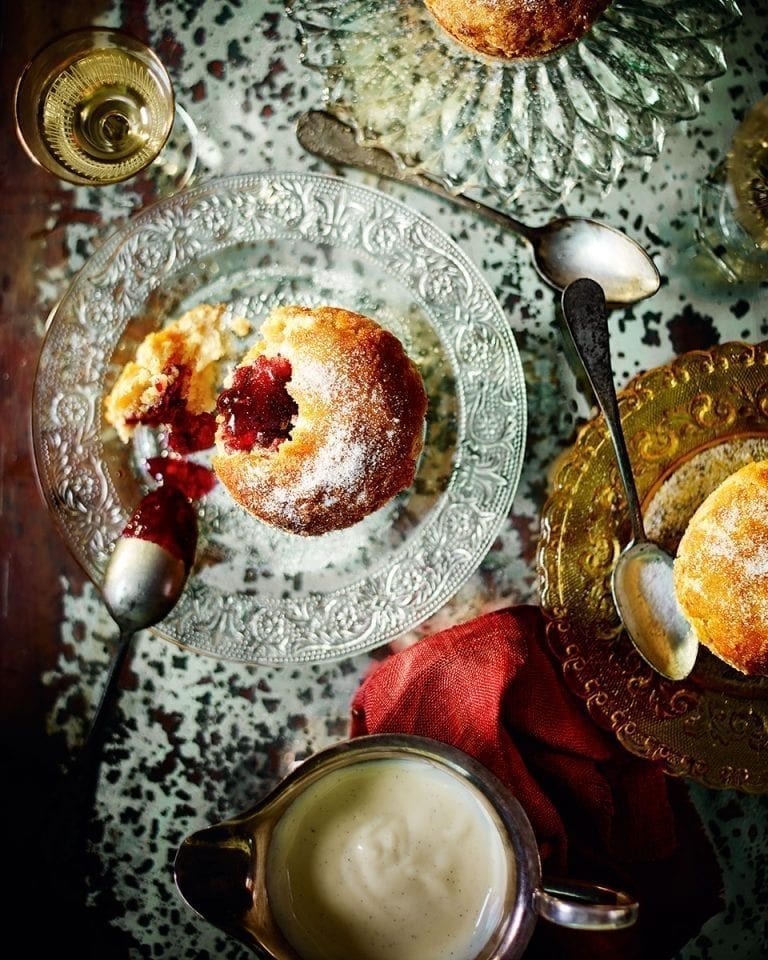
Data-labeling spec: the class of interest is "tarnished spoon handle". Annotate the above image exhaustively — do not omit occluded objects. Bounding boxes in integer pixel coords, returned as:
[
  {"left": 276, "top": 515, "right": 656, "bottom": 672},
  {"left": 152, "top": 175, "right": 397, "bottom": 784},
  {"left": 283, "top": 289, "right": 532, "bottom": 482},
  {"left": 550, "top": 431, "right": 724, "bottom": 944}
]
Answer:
[
  {"left": 77, "top": 629, "right": 134, "bottom": 785},
  {"left": 51, "top": 630, "right": 136, "bottom": 836},
  {"left": 296, "top": 110, "right": 534, "bottom": 240},
  {"left": 561, "top": 279, "right": 646, "bottom": 543}
]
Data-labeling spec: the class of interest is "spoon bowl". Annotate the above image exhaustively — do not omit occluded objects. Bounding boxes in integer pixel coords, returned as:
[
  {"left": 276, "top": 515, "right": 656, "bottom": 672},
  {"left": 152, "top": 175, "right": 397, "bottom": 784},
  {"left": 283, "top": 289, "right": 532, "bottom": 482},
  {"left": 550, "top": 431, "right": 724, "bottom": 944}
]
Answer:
[
  {"left": 102, "top": 534, "right": 190, "bottom": 634},
  {"left": 611, "top": 542, "right": 699, "bottom": 681},
  {"left": 561, "top": 278, "right": 698, "bottom": 681},
  {"left": 530, "top": 217, "right": 660, "bottom": 306},
  {"left": 296, "top": 110, "right": 661, "bottom": 305}
]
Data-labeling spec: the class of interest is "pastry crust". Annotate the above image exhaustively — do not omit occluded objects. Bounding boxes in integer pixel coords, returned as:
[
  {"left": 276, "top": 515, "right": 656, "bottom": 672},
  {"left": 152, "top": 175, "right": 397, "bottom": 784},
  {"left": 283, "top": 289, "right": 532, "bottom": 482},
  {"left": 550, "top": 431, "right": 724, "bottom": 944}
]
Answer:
[
  {"left": 673, "top": 459, "right": 768, "bottom": 676},
  {"left": 423, "top": 0, "right": 612, "bottom": 61},
  {"left": 212, "top": 305, "right": 428, "bottom": 536},
  {"left": 104, "top": 303, "right": 248, "bottom": 442}
]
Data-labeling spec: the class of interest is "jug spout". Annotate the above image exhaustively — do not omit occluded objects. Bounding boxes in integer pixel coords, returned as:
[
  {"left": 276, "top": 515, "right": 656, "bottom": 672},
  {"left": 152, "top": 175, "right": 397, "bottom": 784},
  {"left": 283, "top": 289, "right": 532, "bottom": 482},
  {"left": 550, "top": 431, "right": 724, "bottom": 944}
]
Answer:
[
  {"left": 174, "top": 824, "right": 254, "bottom": 930},
  {"left": 175, "top": 812, "right": 292, "bottom": 959}
]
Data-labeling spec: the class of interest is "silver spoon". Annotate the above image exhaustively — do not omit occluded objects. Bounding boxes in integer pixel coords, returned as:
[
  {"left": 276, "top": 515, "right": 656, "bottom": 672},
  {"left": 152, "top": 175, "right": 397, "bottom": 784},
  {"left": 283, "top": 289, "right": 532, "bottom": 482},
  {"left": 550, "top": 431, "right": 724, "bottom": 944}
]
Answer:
[
  {"left": 78, "top": 486, "right": 197, "bottom": 774},
  {"left": 561, "top": 278, "right": 698, "bottom": 681},
  {"left": 296, "top": 110, "right": 661, "bottom": 306}
]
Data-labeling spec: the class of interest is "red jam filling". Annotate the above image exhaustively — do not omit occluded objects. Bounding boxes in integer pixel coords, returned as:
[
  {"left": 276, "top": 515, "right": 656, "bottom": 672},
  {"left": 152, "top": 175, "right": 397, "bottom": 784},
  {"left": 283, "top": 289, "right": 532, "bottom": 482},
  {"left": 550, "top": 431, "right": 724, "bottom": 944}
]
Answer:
[
  {"left": 146, "top": 456, "right": 217, "bottom": 501},
  {"left": 216, "top": 354, "right": 297, "bottom": 453},
  {"left": 122, "top": 485, "right": 198, "bottom": 569},
  {"left": 166, "top": 410, "right": 217, "bottom": 455},
  {"left": 126, "top": 364, "right": 216, "bottom": 454},
  {"left": 126, "top": 365, "right": 188, "bottom": 430}
]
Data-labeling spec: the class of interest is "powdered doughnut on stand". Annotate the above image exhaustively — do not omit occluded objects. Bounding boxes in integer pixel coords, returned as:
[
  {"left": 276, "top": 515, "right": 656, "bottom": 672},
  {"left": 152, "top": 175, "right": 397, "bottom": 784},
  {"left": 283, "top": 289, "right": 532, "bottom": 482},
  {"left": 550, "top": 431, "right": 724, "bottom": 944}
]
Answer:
[
  {"left": 673, "top": 459, "right": 768, "bottom": 676},
  {"left": 423, "top": 0, "right": 613, "bottom": 61},
  {"left": 212, "top": 305, "right": 428, "bottom": 536}
]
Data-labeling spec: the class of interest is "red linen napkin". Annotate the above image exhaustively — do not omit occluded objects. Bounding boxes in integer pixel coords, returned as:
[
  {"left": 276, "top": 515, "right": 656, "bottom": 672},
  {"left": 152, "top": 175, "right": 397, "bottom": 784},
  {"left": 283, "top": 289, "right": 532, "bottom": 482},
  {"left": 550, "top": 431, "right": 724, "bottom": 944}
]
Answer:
[{"left": 350, "top": 605, "right": 722, "bottom": 960}]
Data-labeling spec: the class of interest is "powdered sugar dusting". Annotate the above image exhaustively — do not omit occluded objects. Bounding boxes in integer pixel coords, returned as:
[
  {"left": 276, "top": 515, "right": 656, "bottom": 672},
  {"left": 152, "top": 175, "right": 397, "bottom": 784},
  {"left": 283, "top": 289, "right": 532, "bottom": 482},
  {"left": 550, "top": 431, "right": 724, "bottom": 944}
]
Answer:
[
  {"left": 644, "top": 436, "right": 768, "bottom": 552},
  {"left": 745, "top": 553, "right": 768, "bottom": 578},
  {"left": 258, "top": 344, "right": 389, "bottom": 524},
  {"left": 648, "top": 440, "right": 768, "bottom": 674},
  {"left": 290, "top": 353, "right": 336, "bottom": 404},
  {"left": 216, "top": 304, "right": 427, "bottom": 535},
  {"left": 258, "top": 427, "right": 372, "bottom": 524}
]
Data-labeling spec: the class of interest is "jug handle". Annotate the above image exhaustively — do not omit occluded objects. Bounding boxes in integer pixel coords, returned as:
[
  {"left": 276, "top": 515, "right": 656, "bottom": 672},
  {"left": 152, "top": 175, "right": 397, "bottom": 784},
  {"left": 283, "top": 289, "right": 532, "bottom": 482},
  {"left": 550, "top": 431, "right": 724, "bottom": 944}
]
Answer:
[{"left": 533, "top": 879, "right": 639, "bottom": 930}]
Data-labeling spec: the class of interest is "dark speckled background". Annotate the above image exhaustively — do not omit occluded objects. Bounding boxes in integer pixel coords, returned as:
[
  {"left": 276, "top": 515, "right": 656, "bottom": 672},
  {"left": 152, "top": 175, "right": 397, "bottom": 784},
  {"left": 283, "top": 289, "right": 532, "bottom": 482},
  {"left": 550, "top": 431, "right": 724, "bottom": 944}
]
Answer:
[{"left": 1, "top": 1, "right": 767, "bottom": 958}]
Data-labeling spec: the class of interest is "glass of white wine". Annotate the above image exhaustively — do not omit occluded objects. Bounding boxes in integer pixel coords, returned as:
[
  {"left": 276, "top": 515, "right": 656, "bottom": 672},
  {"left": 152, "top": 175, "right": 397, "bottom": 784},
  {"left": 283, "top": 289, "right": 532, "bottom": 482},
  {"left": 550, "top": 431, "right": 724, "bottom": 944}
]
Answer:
[
  {"left": 697, "top": 95, "right": 768, "bottom": 283},
  {"left": 14, "top": 26, "right": 196, "bottom": 190}
]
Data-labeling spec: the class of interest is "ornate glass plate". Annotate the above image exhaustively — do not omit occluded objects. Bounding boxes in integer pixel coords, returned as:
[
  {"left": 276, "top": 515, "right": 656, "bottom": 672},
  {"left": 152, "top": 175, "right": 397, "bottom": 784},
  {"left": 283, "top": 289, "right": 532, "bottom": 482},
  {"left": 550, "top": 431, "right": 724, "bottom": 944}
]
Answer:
[
  {"left": 33, "top": 173, "right": 526, "bottom": 664},
  {"left": 538, "top": 341, "right": 768, "bottom": 792},
  {"left": 289, "top": 0, "right": 742, "bottom": 207}
]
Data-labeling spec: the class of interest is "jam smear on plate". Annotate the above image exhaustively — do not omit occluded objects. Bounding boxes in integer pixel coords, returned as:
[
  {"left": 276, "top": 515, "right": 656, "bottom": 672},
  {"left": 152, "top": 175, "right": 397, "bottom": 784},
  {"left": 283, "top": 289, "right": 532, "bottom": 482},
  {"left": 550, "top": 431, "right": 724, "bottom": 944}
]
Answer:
[
  {"left": 166, "top": 409, "right": 217, "bottom": 455},
  {"left": 217, "top": 354, "right": 298, "bottom": 452},
  {"left": 146, "top": 456, "right": 216, "bottom": 501}
]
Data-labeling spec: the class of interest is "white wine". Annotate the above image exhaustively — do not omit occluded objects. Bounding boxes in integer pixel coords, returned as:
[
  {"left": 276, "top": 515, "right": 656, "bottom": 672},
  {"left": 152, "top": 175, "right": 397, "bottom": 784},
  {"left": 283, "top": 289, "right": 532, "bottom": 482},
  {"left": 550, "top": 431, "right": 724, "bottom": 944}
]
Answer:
[
  {"left": 15, "top": 28, "right": 175, "bottom": 186},
  {"left": 728, "top": 95, "right": 768, "bottom": 251},
  {"left": 697, "top": 94, "right": 768, "bottom": 281},
  {"left": 41, "top": 48, "right": 173, "bottom": 183}
]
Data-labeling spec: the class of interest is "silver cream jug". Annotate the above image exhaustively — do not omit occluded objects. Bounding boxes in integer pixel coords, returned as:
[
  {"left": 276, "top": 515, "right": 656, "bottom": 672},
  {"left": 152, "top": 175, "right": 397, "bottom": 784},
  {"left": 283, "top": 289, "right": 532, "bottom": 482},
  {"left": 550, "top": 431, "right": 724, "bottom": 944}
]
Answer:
[{"left": 174, "top": 734, "right": 638, "bottom": 960}]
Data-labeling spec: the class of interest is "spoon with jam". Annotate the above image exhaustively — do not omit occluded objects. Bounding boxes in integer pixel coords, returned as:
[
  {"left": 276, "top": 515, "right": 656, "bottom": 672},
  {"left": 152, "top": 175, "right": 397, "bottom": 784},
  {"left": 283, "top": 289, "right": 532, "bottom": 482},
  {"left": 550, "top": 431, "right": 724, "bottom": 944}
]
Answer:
[{"left": 78, "top": 482, "right": 198, "bottom": 776}]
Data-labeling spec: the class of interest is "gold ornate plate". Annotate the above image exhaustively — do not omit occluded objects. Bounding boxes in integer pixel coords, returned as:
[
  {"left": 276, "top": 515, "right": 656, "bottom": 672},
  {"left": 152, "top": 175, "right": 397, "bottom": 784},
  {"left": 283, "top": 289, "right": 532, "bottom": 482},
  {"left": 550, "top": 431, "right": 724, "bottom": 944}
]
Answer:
[{"left": 538, "top": 341, "right": 768, "bottom": 792}]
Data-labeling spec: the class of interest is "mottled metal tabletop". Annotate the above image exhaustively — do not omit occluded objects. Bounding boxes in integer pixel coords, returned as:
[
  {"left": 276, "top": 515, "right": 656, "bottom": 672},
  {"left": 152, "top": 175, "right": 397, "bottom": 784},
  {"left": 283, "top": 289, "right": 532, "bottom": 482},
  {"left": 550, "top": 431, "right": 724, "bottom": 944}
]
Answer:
[{"left": 1, "top": 1, "right": 766, "bottom": 958}]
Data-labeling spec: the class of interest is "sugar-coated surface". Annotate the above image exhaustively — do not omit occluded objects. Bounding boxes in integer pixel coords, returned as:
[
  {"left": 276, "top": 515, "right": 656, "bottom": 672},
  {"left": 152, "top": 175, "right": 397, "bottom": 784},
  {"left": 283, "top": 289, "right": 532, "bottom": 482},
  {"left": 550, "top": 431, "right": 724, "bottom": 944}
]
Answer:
[
  {"left": 673, "top": 459, "right": 768, "bottom": 675},
  {"left": 423, "top": 0, "right": 612, "bottom": 60},
  {"left": 644, "top": 437, "right": 768, "bottom": 553},
  {"left": 212, "top": 305, "right": 428, "bottom": 535},
  {"left": 267, "top": 758, "right": 509, "bottom": 960}
]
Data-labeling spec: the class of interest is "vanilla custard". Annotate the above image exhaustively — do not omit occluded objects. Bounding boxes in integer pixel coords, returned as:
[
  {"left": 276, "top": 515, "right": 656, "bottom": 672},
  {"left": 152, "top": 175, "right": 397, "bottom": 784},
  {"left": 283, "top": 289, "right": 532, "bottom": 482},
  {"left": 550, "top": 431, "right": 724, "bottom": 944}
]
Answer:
[{"left": 266, "top": 756, "right": 510, "bottom": 960}]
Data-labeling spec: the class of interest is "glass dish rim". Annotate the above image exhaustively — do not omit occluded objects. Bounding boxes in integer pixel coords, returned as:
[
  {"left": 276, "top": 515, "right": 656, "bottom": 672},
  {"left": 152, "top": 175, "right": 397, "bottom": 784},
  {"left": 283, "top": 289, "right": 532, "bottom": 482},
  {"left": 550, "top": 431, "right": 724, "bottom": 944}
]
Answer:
[
  {"left": 32, "top": 170, "right": 528, "bottom": 664},
  {"left": 288, "top": 0, "right": 742, "bottom": 208}
]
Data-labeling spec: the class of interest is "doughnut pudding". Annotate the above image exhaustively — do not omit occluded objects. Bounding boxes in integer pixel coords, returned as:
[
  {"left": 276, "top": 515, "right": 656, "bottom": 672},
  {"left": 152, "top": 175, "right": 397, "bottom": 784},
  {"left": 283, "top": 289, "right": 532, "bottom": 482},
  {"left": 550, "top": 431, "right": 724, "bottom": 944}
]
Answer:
[
  {"left": 211, "top": 305, "right": 428, "bottom": 536},
  {"left": 673, "top": 459, "right": 768, "bottom": 676},
  {"left": 423, "top": 0, "right": 613, "bottom": 61}
]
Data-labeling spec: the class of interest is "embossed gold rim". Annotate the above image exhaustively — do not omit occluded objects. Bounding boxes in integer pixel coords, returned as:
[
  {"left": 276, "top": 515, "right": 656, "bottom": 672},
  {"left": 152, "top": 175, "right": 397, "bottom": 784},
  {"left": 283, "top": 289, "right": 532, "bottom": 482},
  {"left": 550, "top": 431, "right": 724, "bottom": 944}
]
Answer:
[{"left": 537, "top": 341, "right": 768, "bottom": 793}]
